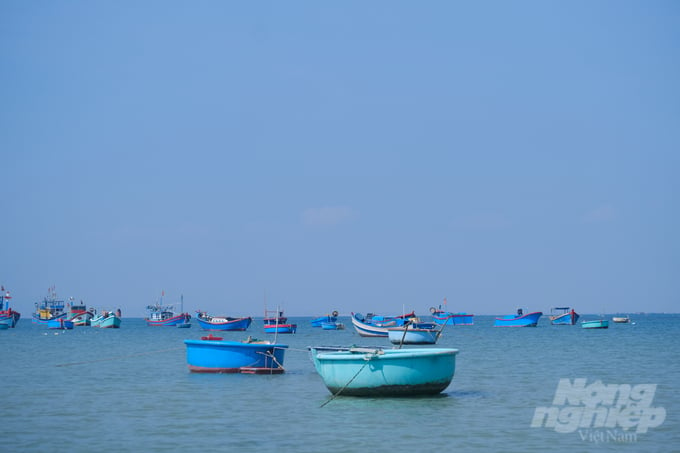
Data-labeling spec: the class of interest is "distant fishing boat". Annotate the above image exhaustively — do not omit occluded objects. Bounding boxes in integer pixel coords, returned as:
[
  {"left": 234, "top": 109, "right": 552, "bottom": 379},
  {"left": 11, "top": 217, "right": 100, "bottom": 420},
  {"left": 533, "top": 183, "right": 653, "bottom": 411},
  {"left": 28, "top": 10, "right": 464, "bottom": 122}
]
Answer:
[
  {"left": 310, "top": 346, "right": 459, "bottom": 397},
  {"left": 612, "top": 316, "right": 630, "bottom": 323},
  {"left": 264, "top": 322, "right": 297, "bottom": 334},
  {"left": 430, "top": 299, "right": 474, "bottom": 325},
  {"left": 184, "top": 335, "right": 288, "bottom": 374},
  {"left": 195, "top": 311, "right": 252, "bottom": 331},
  {"left": 33, "top": 287, "right": 67, "bottom": 325},
  {"left": 67, "top": 299, "right": 95, "bottom": 326},
  {"left": 582, "top": 319, "right": 609, "bottom": 329},
  {"left": 494, "top": 309, "right": 542, "bottom": 327},
  {"left": 311, "top": 311, "right": 339, "bottom": 327},
  {"left": 91, "top": 309, "right": 122, "bottom": 328},
  {"left": 549, "top": 307, "right": 580, "bottom": 325},
  {"left": 350, "top": 311, "right": 416, "bottom": 337},
  {"left": 145, "top": 292, "right": 191, "bottom": 326},
  {"left": 0, "top": 286, "right": 20, "bottom": 328},
  {"left": 321, "top": 321, "right": 344, "bottom": 330},
  {"left": 263, "top": 308, "right": 296, "bottom": 334}
]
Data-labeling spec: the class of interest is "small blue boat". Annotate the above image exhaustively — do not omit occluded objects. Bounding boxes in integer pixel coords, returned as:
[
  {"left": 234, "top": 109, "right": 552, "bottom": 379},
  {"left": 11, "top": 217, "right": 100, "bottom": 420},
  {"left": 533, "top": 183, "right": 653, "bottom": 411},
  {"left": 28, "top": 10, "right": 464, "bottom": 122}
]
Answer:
[
  {"left": 310, "top": 347, "right": 459, "bottom": 397},
  {"left": 430, "top": 310, "right": 475, "bottom": 326},
  {"left": 430, "top": 299, "right": 474, "bottom": 325},
  {"left": 264, "top": 323, "right": 297, "bottom": 334},
  {"left": 321, "top": 321, "right": 344, "bottom": 330},
  {"left": 311, "top": 311, "right": 339, "bottom": 327},
  {"left": 494, "top": 309, "right": 542, "bottom": 327},
  {"left": 184, "top": 335, "right": 288, "bottom": 373},
  {"left": 387, "top": 324, "right": 441, "bottom": 345},
  {"left": 350, "top": 311, "right": 416, "bottom": 337},
  {"left": 549, "top": 307, "right": 580, "bottom": 325},
  {"left": 48, "top": 318, "right": 74, "bottom": 330},
  {"left": 582, "top": 319, "right": 609, "bottom": 329},
  {"left": 195, "top": 311, "right": 252, "bottom": 331}
]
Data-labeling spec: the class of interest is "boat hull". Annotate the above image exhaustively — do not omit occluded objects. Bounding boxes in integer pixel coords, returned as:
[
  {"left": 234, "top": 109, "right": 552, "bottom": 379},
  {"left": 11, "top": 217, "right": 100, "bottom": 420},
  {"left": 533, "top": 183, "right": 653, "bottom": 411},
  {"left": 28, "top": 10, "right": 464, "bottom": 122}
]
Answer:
[
  {"left": 0, "top": 311, "right": 20, "bottom": 328},
  {"left": 582, "top": 320, "right": 609, "bottom": 329},
  {"left": 92, "top": 315, "right": 121, "bottom": 328},
  {"left": 264, "top": 324, "right": 297, "bottom": 334},
  {"left": 387, "top": 327, "right": 439, "bottom": 345},
  {"left": 311, "top": 313, "right": 338, "bottom": 327},
  {"left": 494, "top": 312, "right": 543, "bottom": 327},
  {"left": 184, "top": 339, "right": 288, "bottom": 373},
  {"left": 69, "top": 312, "right": 94, "bottom": 326},
  {"left": 431, "top": 311, "right": 474, "bottom": 326},
  {"left": 311, "top": 348, "right": 459, "bottom": 396},
  {"left": 145, "top": 313, "right": 189, "bottom": 326},
  {"left": 48, "top": 318, "right": 74, "bottom": 329},
  {"left": 196, "top": 316, "right": 252, "bottom": 331},
  {"left": 550, "top": 311, "right": 580, "bottom": 325},
  {"left": 32, "top": 312, "right": 67, "bottom": 325},
  {"left": 612, "top": 317, "right": 630, "bottom": 323}
]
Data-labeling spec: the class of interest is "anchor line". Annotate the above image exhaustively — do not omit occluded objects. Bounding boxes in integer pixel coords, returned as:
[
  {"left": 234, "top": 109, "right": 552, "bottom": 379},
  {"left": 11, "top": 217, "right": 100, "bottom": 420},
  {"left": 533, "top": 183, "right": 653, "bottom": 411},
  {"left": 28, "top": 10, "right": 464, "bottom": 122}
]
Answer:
[
  {"left": 320, "top": 357, "right": 372, "bottom": 408},
  {"left": 255, "top": 349, "right": 285, "bottom": 374}
]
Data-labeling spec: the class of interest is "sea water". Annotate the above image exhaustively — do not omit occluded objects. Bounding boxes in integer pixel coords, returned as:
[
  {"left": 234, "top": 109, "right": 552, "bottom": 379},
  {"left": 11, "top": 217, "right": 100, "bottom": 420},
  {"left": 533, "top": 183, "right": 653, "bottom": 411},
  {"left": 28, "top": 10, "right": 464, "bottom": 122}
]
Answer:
[{"left": 1, "top": 314, "right": 678, "bottom": 452}]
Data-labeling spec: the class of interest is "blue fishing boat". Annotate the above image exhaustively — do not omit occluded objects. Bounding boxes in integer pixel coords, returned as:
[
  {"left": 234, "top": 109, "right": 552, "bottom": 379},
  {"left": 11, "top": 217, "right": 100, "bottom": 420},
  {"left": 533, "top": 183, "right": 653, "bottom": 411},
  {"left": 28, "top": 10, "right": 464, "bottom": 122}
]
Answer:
[
  {"left": 549, "top": 307, "right": 580, "bottom": 325},
  {"left": 184, "top": 335, "right": 288, "bottom": 374},
  {"left": 350, "top": 311, "right": 416, "bottom": 337},
  {"left": 145, "top": 293, "right": 191, "bottom": 326},
  {"left": 311, "top": 311, "right": 339, "bottom": 327},
  {"left": 195, "top": 311, "right": 252, "bottom": 331},
  {"left": 66, "top": 299, "right": 95, "bottom": 326},
  {"left": 0, "top": 320, "right": 10, "bottom": 330},
  {"left": 430, "top": 299, "right": 474, "bottom": 325},
  {"left": 33, "top": 287, "right": 67, "bottom": 325},
  {"left": 91, "top": 309, "right": 122, "bottom": 328},
  {"left": 310, "top": 347, "right": 459, "bottom": 397},
  {"left": 263, "top": 308, "right": 296, "bottom": 334},
  {"left": 582, "top": 319, "right": 609, "bottom": 329},
  {"left": 0, "top": 287, "right": 20, "bottom": 328},
  {"left": 494, "top": 309, "right": 542, "bottom": 327}
]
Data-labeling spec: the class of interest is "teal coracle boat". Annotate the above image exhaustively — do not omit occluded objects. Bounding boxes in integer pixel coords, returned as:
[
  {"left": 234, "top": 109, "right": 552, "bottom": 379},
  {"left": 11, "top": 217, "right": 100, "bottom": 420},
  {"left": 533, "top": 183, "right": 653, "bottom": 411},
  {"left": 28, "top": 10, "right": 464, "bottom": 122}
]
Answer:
[
  {"left": 581, "top": 319, "right": 609, "bottom": 329},
  {"left": 310, "top": 347, "right": 459, "bottom": 397}
]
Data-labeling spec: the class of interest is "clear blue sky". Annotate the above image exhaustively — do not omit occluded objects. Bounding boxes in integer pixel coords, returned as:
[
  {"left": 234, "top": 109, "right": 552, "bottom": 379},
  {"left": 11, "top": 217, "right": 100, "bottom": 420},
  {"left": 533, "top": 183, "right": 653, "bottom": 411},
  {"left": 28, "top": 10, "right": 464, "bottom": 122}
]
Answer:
[{"left": 1, "top": 1, "right": 678, "bottom": 317}]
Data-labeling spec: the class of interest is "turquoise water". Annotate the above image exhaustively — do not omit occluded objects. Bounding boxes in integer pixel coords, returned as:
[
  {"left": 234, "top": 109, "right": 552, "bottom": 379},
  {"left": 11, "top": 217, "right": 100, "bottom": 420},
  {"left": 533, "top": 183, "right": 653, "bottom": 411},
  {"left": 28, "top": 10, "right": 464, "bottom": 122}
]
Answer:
[{"left": 2, "top": 314, "right": 678, "bottom": 452}]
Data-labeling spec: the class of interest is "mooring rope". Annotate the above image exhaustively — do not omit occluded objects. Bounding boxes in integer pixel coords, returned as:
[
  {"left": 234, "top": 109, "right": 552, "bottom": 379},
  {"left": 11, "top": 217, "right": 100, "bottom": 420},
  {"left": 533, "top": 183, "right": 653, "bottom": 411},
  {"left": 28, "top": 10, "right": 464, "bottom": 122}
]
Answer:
[
  {"left": 254, "top": 348, "right": 286, "bottom": 374},
  {"left": 55, "top": 347, "right": 183, "bottom": 367},
  {"left": 319, "top": 357, "right": 371, "bottom": 408}
]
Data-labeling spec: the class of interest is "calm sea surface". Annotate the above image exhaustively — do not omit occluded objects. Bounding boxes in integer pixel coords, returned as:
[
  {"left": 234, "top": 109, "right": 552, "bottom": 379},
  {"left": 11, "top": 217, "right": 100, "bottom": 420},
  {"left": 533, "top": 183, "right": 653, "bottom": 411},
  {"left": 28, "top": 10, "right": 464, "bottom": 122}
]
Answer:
[{"left": 2, "top": 314, "right": 678, "bottom": 452}]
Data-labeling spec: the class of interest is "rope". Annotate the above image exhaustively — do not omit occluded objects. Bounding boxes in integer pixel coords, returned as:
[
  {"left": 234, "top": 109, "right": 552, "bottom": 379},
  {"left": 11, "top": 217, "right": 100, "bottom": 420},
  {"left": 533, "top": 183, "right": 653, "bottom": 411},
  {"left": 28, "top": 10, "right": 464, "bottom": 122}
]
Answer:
[
  {"left": 55, "top": 347, "right": 183, "bottom": 367},
  {"left": 319, "top": 357, "right": 371, "bottom": 408},
  {"left": 255, "top": 348, "right": 285, "bottom": 374}
]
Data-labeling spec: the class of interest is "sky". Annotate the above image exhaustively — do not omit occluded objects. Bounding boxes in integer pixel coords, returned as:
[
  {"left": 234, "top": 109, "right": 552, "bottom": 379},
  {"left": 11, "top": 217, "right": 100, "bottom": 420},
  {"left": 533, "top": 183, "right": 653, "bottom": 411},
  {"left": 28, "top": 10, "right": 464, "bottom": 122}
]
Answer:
[{"left": 1, "top": 1, "right": 678, "bottom": 317}]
